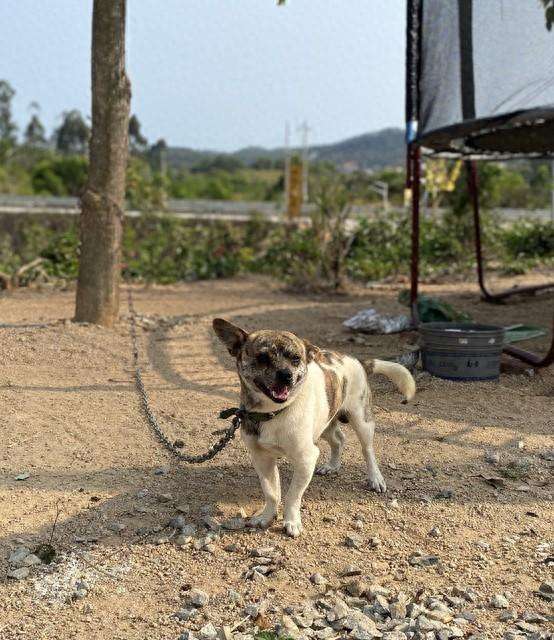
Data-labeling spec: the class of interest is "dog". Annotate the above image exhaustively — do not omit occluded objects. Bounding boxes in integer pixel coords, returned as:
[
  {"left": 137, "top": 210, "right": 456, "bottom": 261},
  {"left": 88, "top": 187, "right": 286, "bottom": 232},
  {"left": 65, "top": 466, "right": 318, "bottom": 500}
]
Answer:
[{"left": 213, "top": 318, "right": 415, "bottom": 537}]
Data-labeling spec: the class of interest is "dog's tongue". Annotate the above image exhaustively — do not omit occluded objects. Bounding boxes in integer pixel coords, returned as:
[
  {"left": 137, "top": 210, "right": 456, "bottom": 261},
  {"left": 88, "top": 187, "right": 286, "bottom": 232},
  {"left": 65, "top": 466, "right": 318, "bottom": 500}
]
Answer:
[{"left": 271, "top": 384, "right": 289, "bottom": 401}]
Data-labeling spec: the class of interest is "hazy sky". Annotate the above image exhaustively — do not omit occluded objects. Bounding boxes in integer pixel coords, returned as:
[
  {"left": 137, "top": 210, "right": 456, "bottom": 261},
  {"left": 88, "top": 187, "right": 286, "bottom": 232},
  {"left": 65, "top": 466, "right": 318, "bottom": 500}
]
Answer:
[{"left": 1, "top": 1, "right": 405, "bottom": 151}]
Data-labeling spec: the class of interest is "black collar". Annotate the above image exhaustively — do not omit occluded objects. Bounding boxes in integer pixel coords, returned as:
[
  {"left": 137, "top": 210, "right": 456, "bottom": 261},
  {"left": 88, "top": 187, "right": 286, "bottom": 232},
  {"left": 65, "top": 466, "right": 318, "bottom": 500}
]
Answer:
[{"left": 219, "top": 404, "right": 286, "bottom": 425}]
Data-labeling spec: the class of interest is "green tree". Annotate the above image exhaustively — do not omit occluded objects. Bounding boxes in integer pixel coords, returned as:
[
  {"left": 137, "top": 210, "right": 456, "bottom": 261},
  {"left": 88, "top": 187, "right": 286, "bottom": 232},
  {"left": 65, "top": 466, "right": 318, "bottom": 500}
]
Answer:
[
  {"left": 55, "top": 109, "right": 90, "bottom": 154},
  {"left": 24, "top": 115, "right": 47, "bottom": 147},
  {"left": 0, "top": 80, "right": 18, "bottom": 160},
  {"left": 129, "top": 113, "right": 148, "bottom": 152}
]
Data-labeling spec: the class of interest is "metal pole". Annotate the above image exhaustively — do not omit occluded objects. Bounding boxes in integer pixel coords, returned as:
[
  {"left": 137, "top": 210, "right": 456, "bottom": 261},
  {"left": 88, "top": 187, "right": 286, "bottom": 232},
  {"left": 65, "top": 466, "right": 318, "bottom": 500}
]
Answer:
[
  {"left": 284, "top": 121, "right": 290, "bottom": 217},
  {"left": 551, "top": 159, "right": 554, "bottom": 223},
  {"left": 409, "top": 144, "right": 421, "bottom": 325}
]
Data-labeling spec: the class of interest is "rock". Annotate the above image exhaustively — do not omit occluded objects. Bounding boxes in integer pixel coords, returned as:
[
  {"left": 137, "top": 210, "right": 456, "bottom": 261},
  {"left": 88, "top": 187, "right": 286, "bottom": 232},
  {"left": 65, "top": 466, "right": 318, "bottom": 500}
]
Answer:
[
  {"left": 428, "top": 526, "right": 441, "bottom": 538},
  {"left": 176, "top": 504, "right": 190, "bottom": 514},
  {"left": 221, "top": 626, "right": 233, "bottom": 640},
  {"left": 158, "top": 493, "right": 173, "bottom": 503},
  {"left": 368, "top": 536, "right": 381, "bottom": 549},
  {"left": 408, "top": 552, "right": 440, "bottom": 567},
  {"left": 314, "top": 628, "right": 335, "bottom": 639},
  {"left": 169, "top": 515, "right": 187, "bottom": 529},
  {"left": 451, "top": 586, "right": 479, "bottom": 603},
  {"left": 250, "top": 546, "right": 275, "bottom": 557},
  {"left": 202, "top": 516, "right": 220, "bottom": 531},
  {"left": 310, "top": 573, "right": 327, "bottom": 586},
  {"left": 345, "top": 533, "right": 363, "bottom": 549},
  {"left": 107, "top": 522, "right": 126, "bottom": 533},
  {"left": 8, "top": 546, "right": 31, "bottom": 566},
  {"left": 350, "top": 617, "right": 381, "bottom": 640},
  {"left": 175, "top": 607, "right": 199, "bottom": 621},
  {"left": 178, "top": 633, "right": 198, "bottom": 640},
  {"left": 490, "top": 594, "right": 509, "bottom": 609},
  {"left": 154, "top": 467, "right": 169, "bottom": 475},
  {"left": 136, "top": 488, "right": 148, "bottom": 498},
  {"left": 340, "top": 564, "right": 362, "bottom": 577},
  {"left": 514, "top": 621, "right": 540, "bottom": 634},
  {"left": 498, "top": 610, "right": 517, "bottom": 622},
  {"left": 536, "top": 580, "right": 554, "bottom": 601},
  {"left": 189, "top": 588, "right": 209, "bottom": 607},
  {"left": 435, "top": 489, "right": 454, "bottom": 499},
  {"left": 520, "top": 611, "right": 547, "bottom": 623},
  {"left": 199, "top": 622, "right": 218, "bottom": 640},
  {"left": 326, "top": 599, "right": 350, "bottom": 622},
  {"left": 353, "top": 519, "right": 364, "bottom": 531},
  {"left": 382, "top": 633, "right": 407, "bottom": 640},
  {"left": 7, "top": 567, "right": 30, "bottom": 580},
  {"left": 221, "top": 517, "right": 245, "bottom": 531},
  {"left": 346, "top": 578, "right": 369, "bottom": 597},
  {"left": 389, "top": 499, "right": 399, "bottom": 509},
  {"left": 278, "top": 615, "right": 300, "bottom": 639},
  {"left": 228, "top": 589, "right": 242, "bottom": 604},
  {"left": 22, "top": 553, "right": 42, "bottom": 567},
  {"left": 175, "top": 534, "right": 193, "bottom": 547},
  {"left": 485, "top": 451, "right": 500, "bottom": 464},
  {"left": 389, "top": 595, "right": 407, "bottom": 621},
  {"left": 14, "top": 472, "right": 30, "bottom": 481}
]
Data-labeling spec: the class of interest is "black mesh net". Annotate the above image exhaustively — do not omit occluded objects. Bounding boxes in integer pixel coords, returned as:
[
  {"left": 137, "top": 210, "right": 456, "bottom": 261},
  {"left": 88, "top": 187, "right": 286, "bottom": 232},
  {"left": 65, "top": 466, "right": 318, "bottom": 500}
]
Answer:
[{"left": 407, "top": 0, "right": 554, "bottom": 158}]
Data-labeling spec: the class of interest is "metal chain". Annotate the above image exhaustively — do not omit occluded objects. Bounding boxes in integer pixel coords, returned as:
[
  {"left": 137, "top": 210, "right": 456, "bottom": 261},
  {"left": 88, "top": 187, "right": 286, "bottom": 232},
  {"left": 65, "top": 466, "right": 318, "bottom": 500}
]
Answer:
[{"left": 126, "top": 287, "right": 240, "bottom": 463}]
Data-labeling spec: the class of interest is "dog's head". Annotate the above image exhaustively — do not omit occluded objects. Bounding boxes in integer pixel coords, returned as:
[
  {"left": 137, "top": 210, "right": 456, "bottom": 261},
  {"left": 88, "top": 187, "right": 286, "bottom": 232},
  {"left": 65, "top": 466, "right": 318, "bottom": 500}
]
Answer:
[{"left": 213, "top": 318, "right": 317, "bottom": 407}]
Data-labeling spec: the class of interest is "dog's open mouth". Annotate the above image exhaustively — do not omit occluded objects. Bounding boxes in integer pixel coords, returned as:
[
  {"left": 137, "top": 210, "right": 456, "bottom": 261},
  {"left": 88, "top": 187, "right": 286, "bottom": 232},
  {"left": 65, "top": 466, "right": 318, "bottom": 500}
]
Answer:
[{"left": 255, "top": 380, "right": 291, "bottom": 403}]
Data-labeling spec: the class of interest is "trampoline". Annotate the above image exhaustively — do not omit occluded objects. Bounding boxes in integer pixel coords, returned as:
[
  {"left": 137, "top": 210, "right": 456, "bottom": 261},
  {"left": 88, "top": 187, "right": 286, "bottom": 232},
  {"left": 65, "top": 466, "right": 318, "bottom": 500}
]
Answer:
[{"left": 406, "top": 0, "right": 554, "bottom": 368}]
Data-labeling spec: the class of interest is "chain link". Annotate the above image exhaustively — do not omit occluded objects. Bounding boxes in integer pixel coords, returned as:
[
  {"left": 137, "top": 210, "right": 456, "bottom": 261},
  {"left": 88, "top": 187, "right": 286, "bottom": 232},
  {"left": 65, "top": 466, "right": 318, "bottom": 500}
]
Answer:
[{"left": 126, "top": 287, "right": 240, "bottom": 463}]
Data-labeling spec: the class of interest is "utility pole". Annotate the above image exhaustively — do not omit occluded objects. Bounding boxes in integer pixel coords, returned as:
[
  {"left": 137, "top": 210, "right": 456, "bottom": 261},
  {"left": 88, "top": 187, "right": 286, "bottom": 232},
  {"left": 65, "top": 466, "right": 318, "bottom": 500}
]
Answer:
[
  {"left": 284, "top": 121, "right": 291, "bottom": 215},
  {"left": 551, "top": 160, "right": 554, "bottom": 223},
  {"left": 370, "top": 180, "right": 389, "bottom": 211},
  {"left": 298, "top": 120, "right": 311, "bottom": 203}
]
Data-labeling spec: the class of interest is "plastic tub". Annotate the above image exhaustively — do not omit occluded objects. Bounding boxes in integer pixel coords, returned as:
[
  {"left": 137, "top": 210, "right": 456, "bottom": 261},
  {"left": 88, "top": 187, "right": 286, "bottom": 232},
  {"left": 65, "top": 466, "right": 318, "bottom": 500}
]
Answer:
[{"left": 420, "top": 322, "right": 505, "bottom": 381}]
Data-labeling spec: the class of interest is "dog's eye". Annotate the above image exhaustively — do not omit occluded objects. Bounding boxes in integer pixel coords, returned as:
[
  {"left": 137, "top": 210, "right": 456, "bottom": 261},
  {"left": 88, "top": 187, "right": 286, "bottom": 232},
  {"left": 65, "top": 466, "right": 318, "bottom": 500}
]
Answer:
[
  {"left": 285, "top": 352, "right": 301, "bottom": 366},
  {"left": 256, "top": 352, "right": 271, "bottom": 366}
]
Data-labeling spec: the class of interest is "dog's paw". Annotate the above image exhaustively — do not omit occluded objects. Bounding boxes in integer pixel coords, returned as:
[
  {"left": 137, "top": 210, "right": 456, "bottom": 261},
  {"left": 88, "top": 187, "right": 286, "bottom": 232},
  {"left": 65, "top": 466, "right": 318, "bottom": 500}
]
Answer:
[
  {"left": 247, "top": 512, "right": 276, "bottom": 529},
  {"left": 367, "top": 472, "right": 387, "bottom": 493},
  {"left": 315, "top": 463, "right": 340, "bottom": 476},
  {"left": 283, "top": 519, "right": 303, "bottom": 538}
]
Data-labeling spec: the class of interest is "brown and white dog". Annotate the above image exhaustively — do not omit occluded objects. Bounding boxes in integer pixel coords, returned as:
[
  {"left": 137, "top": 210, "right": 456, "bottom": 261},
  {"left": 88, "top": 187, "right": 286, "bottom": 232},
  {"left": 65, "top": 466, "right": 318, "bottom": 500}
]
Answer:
[{"left": 213, "top": 319, "right": 415, "bottom": 537}]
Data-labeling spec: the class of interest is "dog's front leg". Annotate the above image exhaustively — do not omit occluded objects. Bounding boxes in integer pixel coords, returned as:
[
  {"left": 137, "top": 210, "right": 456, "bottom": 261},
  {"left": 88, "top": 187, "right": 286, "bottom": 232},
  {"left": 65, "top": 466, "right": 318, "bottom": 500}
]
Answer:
[
  {"left": 283, "top": 445, "right": 319, "bottom": 538},
  {"left": 246, "top": 442, "right": 281, "bottom": 529}
]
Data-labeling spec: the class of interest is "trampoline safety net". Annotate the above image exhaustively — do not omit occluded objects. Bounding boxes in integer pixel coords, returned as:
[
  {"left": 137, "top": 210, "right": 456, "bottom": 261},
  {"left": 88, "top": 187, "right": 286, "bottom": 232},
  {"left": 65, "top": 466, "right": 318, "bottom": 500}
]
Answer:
[{"left": 406, "top": 0, "right": 554, "bottom": 158}]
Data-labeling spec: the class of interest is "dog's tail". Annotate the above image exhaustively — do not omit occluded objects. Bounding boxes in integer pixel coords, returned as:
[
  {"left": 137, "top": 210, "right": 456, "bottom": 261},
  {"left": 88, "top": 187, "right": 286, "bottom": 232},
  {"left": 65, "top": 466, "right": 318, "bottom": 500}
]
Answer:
[{"left": 363, "top": 359, "right": 416, "bottom": 402}]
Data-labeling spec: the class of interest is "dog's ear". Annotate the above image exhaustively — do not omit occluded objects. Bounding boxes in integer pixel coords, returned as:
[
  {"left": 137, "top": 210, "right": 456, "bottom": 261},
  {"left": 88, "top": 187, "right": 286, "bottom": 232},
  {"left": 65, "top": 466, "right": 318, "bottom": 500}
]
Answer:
[
  {"left": 213, "top": 318, "right": 248, "bottom": 357},
  {"left": 303, "top": 339, "right": 320, "bottom": 362}
]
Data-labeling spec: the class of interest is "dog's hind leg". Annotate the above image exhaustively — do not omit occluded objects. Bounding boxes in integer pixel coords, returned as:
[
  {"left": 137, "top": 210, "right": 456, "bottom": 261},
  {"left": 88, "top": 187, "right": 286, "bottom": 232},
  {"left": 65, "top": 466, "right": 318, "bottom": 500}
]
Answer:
[
  {"left": 316, "top": 421, "right": 345, "bottom": 476},
  {"left": 247, "top": 445, "right": 281, "bottom": 529},
  {"left": 348, "top": 402, "right": 387, "bottom": 493}
]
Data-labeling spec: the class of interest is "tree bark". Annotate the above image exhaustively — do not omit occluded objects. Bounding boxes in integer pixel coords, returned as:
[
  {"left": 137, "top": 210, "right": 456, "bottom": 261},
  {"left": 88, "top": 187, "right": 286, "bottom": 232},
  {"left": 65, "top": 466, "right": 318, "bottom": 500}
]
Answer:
[{"left": 75, "top": 0, "right": 131, "bottom": 326}]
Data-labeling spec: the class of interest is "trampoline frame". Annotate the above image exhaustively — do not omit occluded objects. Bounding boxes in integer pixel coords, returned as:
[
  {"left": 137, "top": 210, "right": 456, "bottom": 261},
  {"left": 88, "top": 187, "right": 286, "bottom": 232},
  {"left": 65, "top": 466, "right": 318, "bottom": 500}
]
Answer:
[{"left": 406, "top": 0, "right": 554, "bottom": 368}]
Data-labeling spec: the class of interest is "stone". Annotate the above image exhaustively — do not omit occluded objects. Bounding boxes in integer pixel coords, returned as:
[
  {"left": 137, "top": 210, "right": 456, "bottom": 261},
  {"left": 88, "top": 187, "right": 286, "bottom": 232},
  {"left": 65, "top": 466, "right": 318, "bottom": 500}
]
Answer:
[
  {"left": 250, "top": 546, "right": 275, "bottom": 557},
  {"left": 499, "top": 610, "right": 517, "bottom": 622},
  {"left": 520, "top": 611, "right": 547, "bottom": 624},
  {"left": 326, "top": 598, "right": 350, "bottom": 622},
  {"left": 176, "top": 504, "right": 190, "bottom": 514},
  {"left": 228, "top": 589, "right": 242, "bottom": 604},
  {"left": 175, "top": 534, "right": 193, "bottom": 547},
  {"left": 158, "top": 493, "right": 173, "bottom": 503},
  {"left": 314, "top": 628, "right": 335, "bottom": 639},
  {"left": 340, "top": 564, "right": 362, "bottom": 577},
  {"left": 221, "top": 517, "right": 245, "bottom": 531},
  {"left": 485, "top": 451, "right": 500, "bottom": 464},
  {"left": 221, "top": 626, "right": 233, "bottom": 640},
  {"left": 178, "top": 631, "right": 198, "bottom": 640},
  {"left": 189, "top": 588, "right": 209, "bottom": 607},
  {"left": 311, "top": 573, "right": 327, "bottom": 586},
  {"left": 490, "top": 594, "right": 509, "bottom": 609},
  {"left": 278, "top": 615, "right": 300, "bottom": 639},
  {"left": 346, "top": 578, "right": 369, "bottom": 597},
  {"left": 408, "top": 552, "right": 440, "bottom": 567},
  {"left": 199, "top": 623, "right": 218, "bottom": 640},
  {"left": 169, "top": 515, "right": 188, "bottom": 529},
  {"left": 536, "top": 580, "right": 554, "bottom": 601},
  {"left": 428, "top": 526, "right": 441, "bottom": 538},
  {"left": 175, "top": 607, "right": 199, "bottom": 622},
  {"left": 345, "top": 533, "right": 363, "bottom": 549},
  {"left": 451, "top": 586, "right": 479, "bottom": 603},
  {"left": 8, "top": 546, "right": 31, "bottom": 566},
  {"left": 389, "top": 598, "right": 407, "bottom": 621},
  {"left": 7, "top": 567, "right": 29, "bottom": 580},
  {"left": 107, "top": 522, "right": 126, "bottom": 533}
]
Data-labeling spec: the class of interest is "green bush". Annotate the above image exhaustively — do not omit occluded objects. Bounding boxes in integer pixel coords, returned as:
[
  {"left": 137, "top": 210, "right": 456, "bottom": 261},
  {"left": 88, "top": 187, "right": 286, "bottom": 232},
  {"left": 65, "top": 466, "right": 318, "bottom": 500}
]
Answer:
[
  {"left": 31, "top": 155, "right": 88, "bottom": 196},
  {"left": 502, "top": 220, "right": 554, "bottom": 259}
]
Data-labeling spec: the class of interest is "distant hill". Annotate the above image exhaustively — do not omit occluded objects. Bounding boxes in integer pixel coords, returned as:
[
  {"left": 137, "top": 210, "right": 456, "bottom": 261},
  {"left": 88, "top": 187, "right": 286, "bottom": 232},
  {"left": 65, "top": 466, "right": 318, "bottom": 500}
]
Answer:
[{"left": 166, "top": 127, "right": 404, "bottom": 172}]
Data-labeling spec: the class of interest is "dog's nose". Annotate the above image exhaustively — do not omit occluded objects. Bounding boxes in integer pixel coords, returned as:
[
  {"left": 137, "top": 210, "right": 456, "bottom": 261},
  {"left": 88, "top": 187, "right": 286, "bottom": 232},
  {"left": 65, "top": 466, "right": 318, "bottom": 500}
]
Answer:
[{"left": 276, "top": 369, "right": 293, "bottom": 385}]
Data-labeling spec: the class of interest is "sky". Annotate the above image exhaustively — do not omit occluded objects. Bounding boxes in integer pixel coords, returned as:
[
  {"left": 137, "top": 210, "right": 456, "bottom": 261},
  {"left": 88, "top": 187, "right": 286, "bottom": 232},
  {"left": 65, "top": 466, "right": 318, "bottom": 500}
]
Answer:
[{"left": 1, "top": 0, "right": 405, "bottom": 151}]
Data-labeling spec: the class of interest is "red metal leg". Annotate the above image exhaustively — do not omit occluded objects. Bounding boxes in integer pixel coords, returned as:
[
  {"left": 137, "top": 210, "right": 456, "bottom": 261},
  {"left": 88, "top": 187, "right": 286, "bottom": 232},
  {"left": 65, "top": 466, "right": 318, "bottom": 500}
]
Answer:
[
  {"left": 468, "top": 160, "right": 554, "bottom": 302},
  {"left": 467, "top": 160, "right": 554, "bottom": 368},
  {"left": 409, "top": 144, "right": 421, "bottom": 326}
]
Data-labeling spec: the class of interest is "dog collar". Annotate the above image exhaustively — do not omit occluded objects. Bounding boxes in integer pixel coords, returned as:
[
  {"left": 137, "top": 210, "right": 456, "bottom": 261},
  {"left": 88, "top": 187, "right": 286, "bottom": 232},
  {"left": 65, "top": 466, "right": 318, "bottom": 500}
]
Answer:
[{"left": 219, "top": 405, "right": 286, "bottom": 424}]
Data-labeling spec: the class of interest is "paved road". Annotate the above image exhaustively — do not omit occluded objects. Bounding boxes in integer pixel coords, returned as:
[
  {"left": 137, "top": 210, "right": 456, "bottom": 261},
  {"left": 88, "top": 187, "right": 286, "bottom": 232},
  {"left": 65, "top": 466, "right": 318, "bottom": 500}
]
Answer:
[{"left": 0, "top": 194, "right": 552, "bottom": 223}]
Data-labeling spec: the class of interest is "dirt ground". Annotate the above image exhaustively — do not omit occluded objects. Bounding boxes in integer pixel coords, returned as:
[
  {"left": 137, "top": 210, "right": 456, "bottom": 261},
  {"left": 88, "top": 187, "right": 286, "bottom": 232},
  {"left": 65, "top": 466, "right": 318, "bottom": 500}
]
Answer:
[{"left": 0, "top": 272, "right": 553, "bottom": 640}]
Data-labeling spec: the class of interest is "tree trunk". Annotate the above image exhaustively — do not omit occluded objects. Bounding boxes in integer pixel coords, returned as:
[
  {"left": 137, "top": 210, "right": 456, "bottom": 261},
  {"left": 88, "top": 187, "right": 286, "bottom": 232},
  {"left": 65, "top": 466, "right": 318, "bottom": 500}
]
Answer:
[{"left": 75, "top": 0, "right": 131, "bottom": 326}]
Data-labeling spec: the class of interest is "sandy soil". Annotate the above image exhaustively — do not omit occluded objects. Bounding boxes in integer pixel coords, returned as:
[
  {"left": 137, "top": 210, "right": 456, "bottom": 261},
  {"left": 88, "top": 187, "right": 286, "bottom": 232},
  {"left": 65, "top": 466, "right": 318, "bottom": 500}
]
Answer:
[{"left": 0, "top": 272, "right": 553, "bottom": 640}]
